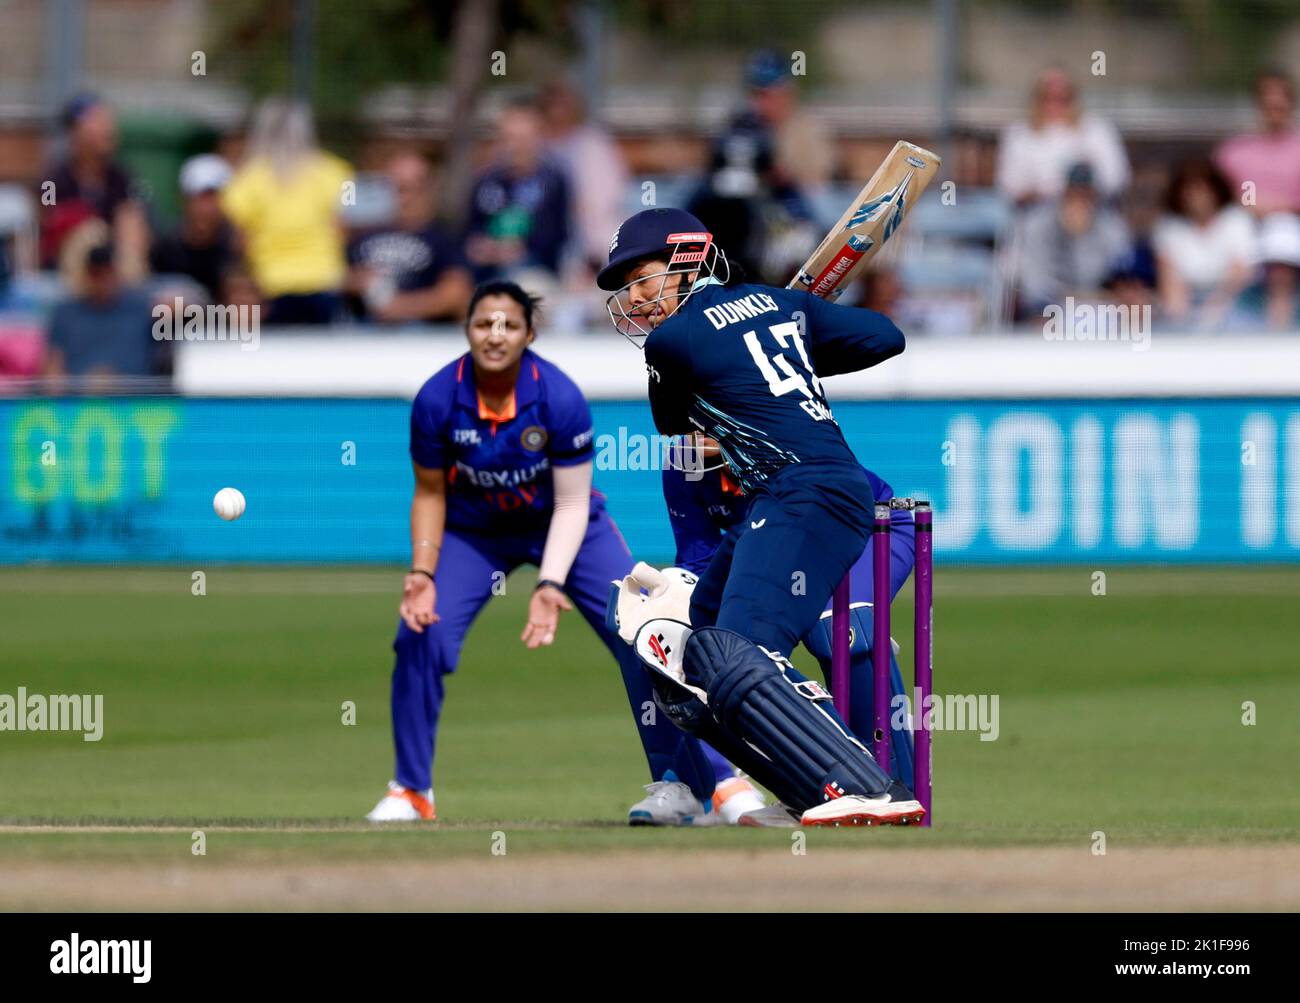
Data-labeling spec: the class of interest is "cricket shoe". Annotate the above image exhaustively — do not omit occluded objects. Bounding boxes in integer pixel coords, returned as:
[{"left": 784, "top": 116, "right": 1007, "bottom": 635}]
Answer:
[
  {"left": 366, "top": 781, "right": 436, "bottom": 822},
  {"left": 627, "top": 779, "right": 711, "bottom": 826},
  {"left": 800, "top": 791, "right": 925, "bottom": 827},
  {"left": 712, "top": 776, "right": 766, "bottom": 825}
]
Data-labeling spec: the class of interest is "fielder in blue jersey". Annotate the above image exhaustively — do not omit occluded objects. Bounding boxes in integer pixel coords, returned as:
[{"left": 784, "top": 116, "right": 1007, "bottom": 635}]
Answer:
[
  {"left": 367, "top": 280, "right": 762, "bottom": 825},
  {"left": 661, "top": 448, "right": 918, "bottom": 789},
  {"left": 599, "top": 208, "right": 926, "bottom": 826}
]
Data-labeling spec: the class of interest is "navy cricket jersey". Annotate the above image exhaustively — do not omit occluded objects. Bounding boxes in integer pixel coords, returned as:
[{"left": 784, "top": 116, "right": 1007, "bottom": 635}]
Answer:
[
  {"left": 663, "top": 462, "right": 898, "bottom": 575},
  {"left": 643, "top": 280, "right": 904, "bottom": 494},
  {"left": 409, "top": 349, "right": 598, "bottom": 535}
]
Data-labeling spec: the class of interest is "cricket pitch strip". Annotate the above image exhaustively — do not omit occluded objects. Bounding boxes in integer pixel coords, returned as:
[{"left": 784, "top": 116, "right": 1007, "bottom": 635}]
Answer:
[{"left": 2, "top": 840, "right": 1296, "bottom": 912}]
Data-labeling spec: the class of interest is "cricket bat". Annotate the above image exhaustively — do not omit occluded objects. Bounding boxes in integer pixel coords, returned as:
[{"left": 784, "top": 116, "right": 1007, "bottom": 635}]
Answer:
[
  {"left": 798, "top": 142, "right": 939, "bottom": 731},
  {"left": 787, "top": 140, "right": 940, "bottom": 301}
]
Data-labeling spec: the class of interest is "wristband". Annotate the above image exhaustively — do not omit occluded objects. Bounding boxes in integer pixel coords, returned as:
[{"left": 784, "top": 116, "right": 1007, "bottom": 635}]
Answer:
[
  {"left": 410, "top": 568, "right": 435, "bottom": 582},
  {"left": 535, "top": 578, "right": 565, "bottom": 593}
]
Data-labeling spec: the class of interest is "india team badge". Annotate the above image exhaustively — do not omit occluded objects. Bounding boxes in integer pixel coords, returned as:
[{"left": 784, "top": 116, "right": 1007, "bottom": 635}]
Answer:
[{"left": 520, "top": 425, "right": 548, "bottom": 451}]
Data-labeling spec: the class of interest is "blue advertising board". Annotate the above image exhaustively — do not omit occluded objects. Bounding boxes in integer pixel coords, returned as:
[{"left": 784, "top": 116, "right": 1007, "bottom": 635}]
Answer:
[{"left": 2, "top": 397, "right": 1298, "bottom": 564}]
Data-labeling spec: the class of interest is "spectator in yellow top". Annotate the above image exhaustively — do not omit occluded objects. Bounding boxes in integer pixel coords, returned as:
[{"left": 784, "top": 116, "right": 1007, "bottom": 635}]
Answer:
[{"left": 221, "top": 98, "right": 353, "bottom": 324}]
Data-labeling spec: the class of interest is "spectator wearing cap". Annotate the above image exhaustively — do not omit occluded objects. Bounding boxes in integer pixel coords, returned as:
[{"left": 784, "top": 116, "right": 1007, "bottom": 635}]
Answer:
[
  {"left": 44, "top": 242, "right": 162, "bottom": 392},
  {"left": 465, "top": 99, "right": 570, "bottom": 287},
  {"left": 345, "top": 152, "right": 472, "bottom": 324},
  {"left": 1102, "top": 253, "right": 1158, "bottom": 322},
  {"left": 149, "top": 154, "right": 236, "bottom": 303},
  {"left": 996, "top": 68, "right": 1130, "bottom": 208},
  {"left": 220, "top": 97, "right": 353, "bottom": 325},
  {"left": 39, "top": 93, "right": 149, "bottom": 280},
  {"left": 1215, "top": 71, "right": 1300, "bottom": 329},
  {"left": 687, "top": 49, "right": 822, "bottom": 283},
  {"left": 1153, "top": 161, "right": 1256, "bottom": 332},
  {"left": 1013, "top": 163, "right": 1132, "bottom": 319}
]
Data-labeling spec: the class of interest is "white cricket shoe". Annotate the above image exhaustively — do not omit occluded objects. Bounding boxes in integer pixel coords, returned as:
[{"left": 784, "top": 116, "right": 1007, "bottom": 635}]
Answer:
[
  {"left": 627, "top": 779, "right": 709, "bottom": 826},
  {"left": 712, "top": 776, "right": 766, "bottom": 825},
  {"left": 366, "top": 781, "right": 436, "bottom": 822},
  {"left": 800, "top": 794, "right": 925, "bottom": 827}
]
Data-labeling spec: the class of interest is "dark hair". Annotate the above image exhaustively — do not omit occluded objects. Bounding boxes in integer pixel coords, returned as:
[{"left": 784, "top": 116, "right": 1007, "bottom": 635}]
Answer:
[
  {"left": 467, "top": 280, "right": 542, "bottom": 331},
  {"left": 60, "top": 92, "right": 102, "bottom": 130},
  {"left": 1255, "top": 69, "right": 1296, "bottom": 103},
  {"left": 1164, "top": 160, "right": 1233, "bottom": 216},
  {"left": 85, "top": 243, "right": 115, "bottom": 269},
  {"left": 503, "top": 93, "right": 542, "bottom": 116}
]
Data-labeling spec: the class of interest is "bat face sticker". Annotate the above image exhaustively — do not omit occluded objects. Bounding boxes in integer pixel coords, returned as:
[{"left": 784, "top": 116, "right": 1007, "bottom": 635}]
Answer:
[
  {"left": 842, "top": 175, "right": 910, "bottom": 230},
  {"left": 880, "top": 173, "right": 914, "bottom": 243},
  {"left": 788, "top": 141, "right": 940, "bottom": 301},
  {"left": 842, "top": 173, "right": 916, "bottom": 236}
]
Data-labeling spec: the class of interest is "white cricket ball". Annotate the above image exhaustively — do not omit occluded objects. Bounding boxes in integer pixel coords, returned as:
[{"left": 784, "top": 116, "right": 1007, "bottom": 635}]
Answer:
[{"left": 213, "top": 487, "right": 247, "bottom": 522}]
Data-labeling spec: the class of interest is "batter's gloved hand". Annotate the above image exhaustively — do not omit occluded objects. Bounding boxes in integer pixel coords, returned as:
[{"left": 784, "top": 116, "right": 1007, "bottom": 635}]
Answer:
[{"left": 611, "top": 562, "right": 699, "bottom": 645}]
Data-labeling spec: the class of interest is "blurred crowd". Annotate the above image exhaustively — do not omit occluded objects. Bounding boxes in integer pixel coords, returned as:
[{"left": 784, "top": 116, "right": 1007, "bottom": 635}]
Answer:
[
  {"left": 1, "top": 54, "right": 1299, "bottom": 386},
  {"left": 1000, "top": 67, "right": 1300, "bottom": 333}
]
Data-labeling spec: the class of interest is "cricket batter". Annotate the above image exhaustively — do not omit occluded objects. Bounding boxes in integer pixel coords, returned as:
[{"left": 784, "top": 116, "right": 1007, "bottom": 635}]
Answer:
[
  {"left": 600, "top": 208, "right": 924, "bottom": 826},
  {"left": 367, "top": 279, "right": 761, "bottom": 824}
]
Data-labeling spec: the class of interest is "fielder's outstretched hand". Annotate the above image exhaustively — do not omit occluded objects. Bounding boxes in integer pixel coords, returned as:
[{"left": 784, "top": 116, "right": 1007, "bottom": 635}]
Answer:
[
  {"left": 522, "top": 584, "right": 573, "bottom": 649},
  {"left": 399, "top": 573, "right": 439, "bottom": 633}
]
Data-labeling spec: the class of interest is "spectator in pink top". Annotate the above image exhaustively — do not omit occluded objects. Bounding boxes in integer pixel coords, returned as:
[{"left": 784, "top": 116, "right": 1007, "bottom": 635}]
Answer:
[{"left": 1215, "top": 70, "right": 1300, "bottom": 328}]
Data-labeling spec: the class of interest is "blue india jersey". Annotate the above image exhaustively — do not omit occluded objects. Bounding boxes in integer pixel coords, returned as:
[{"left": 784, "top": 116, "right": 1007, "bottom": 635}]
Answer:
[{"left": 409, "top": 349, "right": 599, "bottom": 535}]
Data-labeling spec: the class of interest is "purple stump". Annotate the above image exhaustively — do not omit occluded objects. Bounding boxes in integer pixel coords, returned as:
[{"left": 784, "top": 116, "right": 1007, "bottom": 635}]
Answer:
[
  {"left": 831, "top": 575, "right": 851, "bottom": 717},
  {"left": 872, "top": 504, "right": 892, "bottom": 774},
  {"left": 914, "top": 502, "right": 933, "bottom": 827}
]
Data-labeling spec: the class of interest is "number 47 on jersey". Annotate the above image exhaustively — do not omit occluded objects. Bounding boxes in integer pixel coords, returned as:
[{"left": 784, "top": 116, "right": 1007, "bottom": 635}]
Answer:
[{"left": 743, "top": 320, "right": 833, "bottom": 422}]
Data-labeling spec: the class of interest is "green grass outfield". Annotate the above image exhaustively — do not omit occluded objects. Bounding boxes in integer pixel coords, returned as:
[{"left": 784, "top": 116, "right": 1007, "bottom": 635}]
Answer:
[{"left": 0, "top": 564, "right": 1297, "bottom": 862}]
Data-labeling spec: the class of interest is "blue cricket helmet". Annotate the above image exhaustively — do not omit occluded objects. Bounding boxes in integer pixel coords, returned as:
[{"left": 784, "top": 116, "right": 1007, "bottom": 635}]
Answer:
[{"left": 596, "top": 208, "right": 712, "bottom": 291}]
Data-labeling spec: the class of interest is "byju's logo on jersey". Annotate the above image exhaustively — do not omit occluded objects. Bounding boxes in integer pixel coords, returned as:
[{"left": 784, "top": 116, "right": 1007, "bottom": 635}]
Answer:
[{"left": 453, "top": 428, "right": 482, "bottom": 445}]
